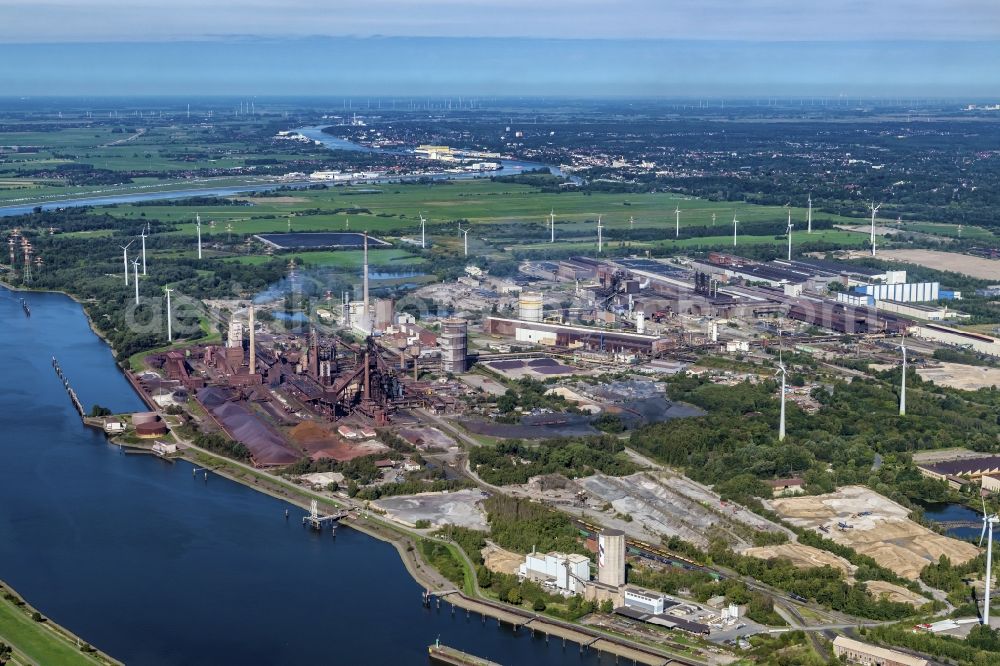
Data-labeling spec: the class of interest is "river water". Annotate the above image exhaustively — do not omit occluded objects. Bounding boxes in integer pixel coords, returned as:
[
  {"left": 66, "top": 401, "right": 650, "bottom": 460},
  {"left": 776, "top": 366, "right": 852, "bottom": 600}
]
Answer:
[
  {"left": 0, "top": 286, "right": 610, "bottom": 665},
  {"left": 0, "top": 127, "right": 573, "bottom": 217}
]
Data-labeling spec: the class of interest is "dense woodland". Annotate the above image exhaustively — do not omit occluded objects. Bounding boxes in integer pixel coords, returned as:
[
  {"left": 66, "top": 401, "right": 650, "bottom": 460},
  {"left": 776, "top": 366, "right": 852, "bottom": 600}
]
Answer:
[
  {"left": 469, "top": 435, "right": 636, "bottom": 485},
  {"left": 630, "top": 370, "right": 999, "bottom": 508}
]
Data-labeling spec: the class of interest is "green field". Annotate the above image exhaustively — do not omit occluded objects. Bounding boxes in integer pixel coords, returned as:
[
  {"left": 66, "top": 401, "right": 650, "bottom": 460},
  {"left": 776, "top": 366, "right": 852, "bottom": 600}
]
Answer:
[
  {"left": 223, "top": 248, "right": 425, "bottom": 267},
  {"left": 0, "top": 593, "right": 107, "bottom": 665},
  {"left": 103, "top": 180, "right": 858, "bottom": 236}
]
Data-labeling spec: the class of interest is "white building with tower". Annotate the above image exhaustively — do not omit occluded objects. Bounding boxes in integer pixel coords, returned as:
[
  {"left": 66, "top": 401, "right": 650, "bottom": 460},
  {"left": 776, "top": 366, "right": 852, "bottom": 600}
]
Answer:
[{"left": 519, "top": 551, "right": 591, "bottom": 594}]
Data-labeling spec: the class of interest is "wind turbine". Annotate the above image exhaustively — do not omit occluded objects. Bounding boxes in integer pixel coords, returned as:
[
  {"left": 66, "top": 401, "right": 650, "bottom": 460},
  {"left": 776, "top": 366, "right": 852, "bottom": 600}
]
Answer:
[
  {"left": 806, "top": 193, "right": 813, "bottom": 234},
  {"left": 120, "top": 240, "right": 133, "bottom": 286},
  {"left": 226, "top": 223, "right": 233, "bottom": 242},
  {"left": 549, "top": 209, "right": 556, "bottom": 243},
  {"left": 195, "top": 214, "right": 203, "bottom": 260},
  {"left": 457, "top": 224, "right": 469, "bottom": 256},
  {"left": 711, "top": 212, "right": 716, "bottom": 227},
  {"left": 732, "top": 213, "right": 739, "bottom": 248},
  {"left": 597, "top": 215, "right": 603, "bottom": 253},
  {"left": 419, "top": 212, "right": 427, "bottom": 249},
  {"left": 899, "top": 338, "right": 907, "bottom": 416},
  {"left": 165, "top": 287, "right": 173, "bottom": 342},
  {"left": 979, "top": 496, "right": 997, "bottom": 626},
  {"left": 140, "top": 223, "right": 148, "bottom": 276},
  {"left": 785, "top": 206, "right": 794, "bottom": 261},
  {"left": 674, "top": 205, "right": 681, "bottom": 238},
  {"left": 868, "top": 201, "right": 882, "bottom": 257},
  {"left": 776, "top": 347, "right": 787, "bottom": 442},
  {"left": 132, "top": 259, "right": 140, "bottom": 305}
]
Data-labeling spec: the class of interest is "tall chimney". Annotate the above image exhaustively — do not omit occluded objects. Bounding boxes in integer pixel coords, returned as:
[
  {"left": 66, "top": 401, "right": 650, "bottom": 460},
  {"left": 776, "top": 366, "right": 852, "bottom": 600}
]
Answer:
[
  {"left": 248, "top": 304, "right": 256, "bottom": 374},
  {"left": 362, "top": 231, "right": 370, "bottom": 316}
]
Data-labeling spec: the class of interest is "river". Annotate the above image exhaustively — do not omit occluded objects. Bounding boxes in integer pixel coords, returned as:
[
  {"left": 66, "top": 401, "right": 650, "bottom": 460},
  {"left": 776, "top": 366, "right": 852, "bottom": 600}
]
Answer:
[
  {"left": 0, "top": 127, "right": 573, "bottom": 217},
  {"left": 0, "top": 286, "right": 610, "bottom": 665}
]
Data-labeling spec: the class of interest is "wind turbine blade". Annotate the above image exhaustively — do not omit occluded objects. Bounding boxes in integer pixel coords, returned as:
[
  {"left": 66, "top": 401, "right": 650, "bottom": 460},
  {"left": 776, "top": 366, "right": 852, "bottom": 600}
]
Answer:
[{"left": 981, "top": 519, "right": 988, "bottom": 547}]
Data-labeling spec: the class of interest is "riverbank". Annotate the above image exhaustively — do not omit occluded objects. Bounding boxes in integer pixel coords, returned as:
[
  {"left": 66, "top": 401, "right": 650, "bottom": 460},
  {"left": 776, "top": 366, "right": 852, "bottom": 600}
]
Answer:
[
  {"left": 165, "top": 442, "right": 703, "bottom": 666},
  {"left": 6, "top": 282, "right": 700, "bottom": 665},
  {"left": 0, "top": 580, "right": 121, "bottom": 666}
]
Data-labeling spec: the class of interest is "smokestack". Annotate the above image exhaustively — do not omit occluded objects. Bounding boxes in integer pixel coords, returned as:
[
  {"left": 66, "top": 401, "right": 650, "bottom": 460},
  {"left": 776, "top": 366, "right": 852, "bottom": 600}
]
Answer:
[
  {"left": 362, "top": 232, "right": 370, "bottom": 316},
  {"left": 248, "top": 304, "right": 256, "bottom": 374}
]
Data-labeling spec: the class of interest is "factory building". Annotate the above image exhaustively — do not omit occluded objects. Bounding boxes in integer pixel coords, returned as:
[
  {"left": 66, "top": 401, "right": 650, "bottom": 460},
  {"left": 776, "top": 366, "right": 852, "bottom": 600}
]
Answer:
[
  {"left": 786, "top": 300, "right": 910, "bottom": 334},
  {"left": 832, "top": 636, "right": 928, "bottom": 666},
  {"left": 876, "top": 300, "right": 968, "bottom": 321},
  {"left": 484, "top": 317, "right": 670, "bottom": 354},
  {"left": 913, "top": 323, "right": 1000, "bottom": 357},
  {"left": 597, "top": 530, "right": 626, "bottom": 587},
  {"left": 519, "top": 551, "right": 591, "bottom": 594},
  {"left": 853, "top": 282, "right": 953, "bottom": 303},
  {"left": 439, "top": 318, "right": 468, "bottom": 374},
  {"left": 623, "top": 587, "right": 670, "bottom": 615}
]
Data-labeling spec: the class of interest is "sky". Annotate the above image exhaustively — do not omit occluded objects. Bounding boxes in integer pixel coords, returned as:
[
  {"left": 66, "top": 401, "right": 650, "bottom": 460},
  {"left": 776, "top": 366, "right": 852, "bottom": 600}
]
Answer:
[{"left": 1, "top": 1, "right": 998, "bottom": 96}]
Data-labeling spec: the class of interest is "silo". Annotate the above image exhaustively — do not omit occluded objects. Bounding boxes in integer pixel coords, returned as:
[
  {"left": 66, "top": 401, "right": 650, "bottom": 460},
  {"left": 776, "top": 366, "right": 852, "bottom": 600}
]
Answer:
[
  {"left": 597, "top": 529, "right": 626, "bottom": 587},
  {"left": 518, "top": 291, "right": 543, "bottom": 322},
  {"left": 440, "top": 318, "right": 468, "bottom": 374}
]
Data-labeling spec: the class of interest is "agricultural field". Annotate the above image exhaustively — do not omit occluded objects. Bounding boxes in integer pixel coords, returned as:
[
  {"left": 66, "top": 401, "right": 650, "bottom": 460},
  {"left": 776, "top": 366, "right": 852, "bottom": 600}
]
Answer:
[
  {"left": 86, "top": 179, "right": 881, "bottom": 263},
  {"left": 102, "top": 180, "right": 860, "bottom": 233}
]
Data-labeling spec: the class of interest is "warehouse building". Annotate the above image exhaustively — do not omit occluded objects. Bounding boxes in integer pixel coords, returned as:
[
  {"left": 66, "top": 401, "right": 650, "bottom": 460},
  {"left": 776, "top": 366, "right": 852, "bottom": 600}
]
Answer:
[
  {"left": 484, "top": 317, "right": 671, "bottom": 354},
  {"left": 913, "top": 323, "right": 1000, "bottom": 357},
  {"left": 831, "top": 636, "right": 928, "bottom": 666}
]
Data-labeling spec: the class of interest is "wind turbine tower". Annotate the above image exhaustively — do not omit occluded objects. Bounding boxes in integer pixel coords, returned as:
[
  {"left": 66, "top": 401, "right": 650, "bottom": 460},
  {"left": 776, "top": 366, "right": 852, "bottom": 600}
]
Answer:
[
  {"left": 786, "top": 207, "right": 794, "bottom": 261},
  {"left": 419, "top": 212, "right": 427, "bottom": 249},
  {"left": 121, "top": 240, "right": 133, "bottom": 286},
  {"left": 597, "top": 215, "right": 603, "bottom": 253},
  {"left": 899, "top": 340, "right": 907, "bottom": 416},
  {"left": 132, "top": 259, "right": 140, "bottom": 305},
  {"left": 457, "top": 225, "right": 469, "bottom": 256},
  {"left": 732, "top": 213, "right": 739, "bottom": 248},
  {"left": 674, "top": 206, "right": 681, "bottom": 238},
  {"left": 549, "top": 209, "right": 555, "bottom": 243},
  {"left": 868, "top": 201, "right": 882, "bottom": 257},
  {"left": 196, "top": 214, "right": 203, "bottom": 260},
  {"left": 140, "top": 224, "right": 148, "bottom": 275},
  {"left": 807, "top": 193, "right": 813, "bottom": 234},
  {"left": 979, "top": 497, "right": 998, "bottom": 626},
  {"left": 777, "top": 359, "right": 787, "bottom": 441},
  {"left": 165, "top": 287, "right": 173, "bottom": 342}
]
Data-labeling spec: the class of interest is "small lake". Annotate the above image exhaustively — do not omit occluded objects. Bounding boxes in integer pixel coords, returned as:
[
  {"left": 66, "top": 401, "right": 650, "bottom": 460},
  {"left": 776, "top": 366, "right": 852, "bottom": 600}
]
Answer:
[{"left": 921, "top": 502, "right": 997, "bottom": 542}]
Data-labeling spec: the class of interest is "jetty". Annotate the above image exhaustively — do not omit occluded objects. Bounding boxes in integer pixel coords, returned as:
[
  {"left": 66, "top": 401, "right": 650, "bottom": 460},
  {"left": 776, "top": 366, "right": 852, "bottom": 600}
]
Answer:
[
  {"left": 20, "top": 297, "right": 29, "bottom": 317},
  {"left": 52, "top": 356, "right": 85, "bottom": 417},
  {"left": 428, "top": 642, "right": 501, "bottom": 666},
  {"left": 302, "top": 499, "right": 349, "bottom": 532}
]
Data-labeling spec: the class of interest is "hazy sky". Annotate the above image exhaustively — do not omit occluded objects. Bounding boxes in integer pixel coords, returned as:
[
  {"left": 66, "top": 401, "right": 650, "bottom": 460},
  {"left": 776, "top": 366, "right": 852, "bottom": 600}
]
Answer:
[
  {"left": 1, "top": 1, "right": 997, "bottom": 96},
  {"left": 2, "top": 0, "right": 999, "bottom": 42}
]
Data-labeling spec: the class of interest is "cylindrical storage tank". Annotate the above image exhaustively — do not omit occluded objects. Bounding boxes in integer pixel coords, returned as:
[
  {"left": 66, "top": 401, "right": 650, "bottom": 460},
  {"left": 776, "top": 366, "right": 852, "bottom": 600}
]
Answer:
[
  {"left": 519, "top": 291, "right": 543, "bottom": 322},
  {"left": 440, "top": 318, "right": 468, "bottom": 374},
  {"left": 635, "top": 312, "right": 645, "bottom": 335},
  {"left": 597, "top": 529, "right": 626, "bottom": 587}
]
